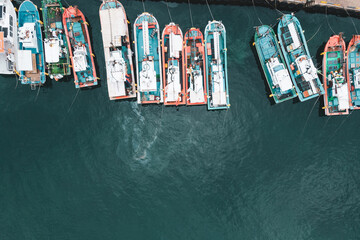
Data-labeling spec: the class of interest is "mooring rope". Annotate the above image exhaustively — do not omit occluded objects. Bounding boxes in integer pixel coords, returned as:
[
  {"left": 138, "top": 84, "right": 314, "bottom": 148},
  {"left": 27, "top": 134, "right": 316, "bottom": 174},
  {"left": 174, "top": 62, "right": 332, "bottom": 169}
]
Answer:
[
  {"left": 205, "top": 0, "right": 214, "bottom": 21},
  {"left": 264, "top": 0, "right": 284, "bottom": 16},
  {"left": 34, "top": 84, "right": 41, "bottom": 102},
  {"left": 142, "top": 0, "right": 146, "bottom": 12},
  {"left": 188, "top": 0, "right": 194, "bottom": 26},
  {"left": 307, "top": 24, "right": 322, "bottom": 43},
  {"left": 165, "top": 0, "right": 173, "bottom": 23},
  {"left": 325, "top": 6, "right": 336, "bottom": 35},
  {"left": 343, "top": 6, "right": 358, "bottom": 35},
  {"left": 63, "top": 0, "right": 70, "bottom": 7},
  {"left": 300, "top": 95, "right": 320, "bottom": 138},
  {"left": 252, "top": 0, "right": 263, "bottom": 25},
  {"left": 67, "top": 88, "right": 80, "bottom": 113}
]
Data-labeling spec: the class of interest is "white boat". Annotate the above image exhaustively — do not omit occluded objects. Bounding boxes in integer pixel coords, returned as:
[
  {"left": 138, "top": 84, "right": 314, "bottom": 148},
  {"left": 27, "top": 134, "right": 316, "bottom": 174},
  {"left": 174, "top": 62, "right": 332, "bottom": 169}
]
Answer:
[
  {"left": 99, "top": 0, "right": 136, "bottom": 100},
  {"left": 0, "top": 0, "right": 17, "bottom": 74}
]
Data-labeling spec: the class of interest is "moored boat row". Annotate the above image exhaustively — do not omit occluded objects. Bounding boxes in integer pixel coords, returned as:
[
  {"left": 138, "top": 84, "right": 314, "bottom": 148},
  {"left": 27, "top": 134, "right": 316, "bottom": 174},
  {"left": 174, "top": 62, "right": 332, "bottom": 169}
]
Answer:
[
  {"left": 0, "top": 0, "right": 229, "bottom": 110},
  {"left": 254, "top": 13, "right": 360, "bottom": 116}
]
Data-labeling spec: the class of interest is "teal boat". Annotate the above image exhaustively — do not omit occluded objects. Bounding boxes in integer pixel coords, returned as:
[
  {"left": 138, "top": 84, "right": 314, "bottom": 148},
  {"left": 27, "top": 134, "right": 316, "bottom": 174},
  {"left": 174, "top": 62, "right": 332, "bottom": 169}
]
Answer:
[
  {"left": 254, "top": 25, "right": 297, "bottom": 103},
  {"left": 133, "top": 12, "right": 163, "bottom": 104},
  {"left": 17, "top": 0, "right": 46, "bottom": 89},
  {"left": 278, "top": 14, "right": 324, "bottom": 101},
  {"left": 346, "top": 35, "right": 360, "bottom": 110},
  {"left": 204, "top": 20, "right": 230, "bottom": 110},
  {"left": 42, "top": 0, "right": 71, "bottom": 80}
]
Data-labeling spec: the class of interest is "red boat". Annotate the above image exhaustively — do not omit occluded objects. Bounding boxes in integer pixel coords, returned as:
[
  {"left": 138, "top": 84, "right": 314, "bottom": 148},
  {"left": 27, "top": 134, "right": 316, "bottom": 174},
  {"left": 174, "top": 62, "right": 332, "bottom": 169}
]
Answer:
[
  {"left": 322, "top": 34, "right": 350, "bottom": 116},
  {"left": 161, "top": 23, "right": 185, "bottom": 106},
  {"left": 183, "top": 28, "right": 207, "bottom": 105},
  {"left": 63, "top": 6, "right": 97, "bottom": 88}
]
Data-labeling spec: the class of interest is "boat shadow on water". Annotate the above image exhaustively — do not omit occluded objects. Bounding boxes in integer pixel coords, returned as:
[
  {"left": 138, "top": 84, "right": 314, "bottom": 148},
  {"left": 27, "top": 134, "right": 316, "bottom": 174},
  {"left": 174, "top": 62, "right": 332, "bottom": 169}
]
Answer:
[
  {"left": 248, "top": 38, "right": 275, "bottom": 106},
  {"left": 315, "top": 41, "right": 327, "bottom": 117}
]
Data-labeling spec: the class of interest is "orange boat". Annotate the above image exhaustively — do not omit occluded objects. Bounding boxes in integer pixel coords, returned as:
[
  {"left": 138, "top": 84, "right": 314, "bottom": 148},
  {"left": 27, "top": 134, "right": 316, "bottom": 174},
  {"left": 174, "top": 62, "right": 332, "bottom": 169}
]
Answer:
[
  {"left": 322, "top": 34, "right": 350, "bottom": 116},
  {"left": 63, "top": 6, "right": 97, "bottom": 88},
  {"left": 346, "top": 35, "right": 360, "bottom": 110},
  {"left": 183, "top": 28, "right": 207, "bottom": 105},
  {"left": 161, "top": 23, "right": 185, "bottom": 106}
]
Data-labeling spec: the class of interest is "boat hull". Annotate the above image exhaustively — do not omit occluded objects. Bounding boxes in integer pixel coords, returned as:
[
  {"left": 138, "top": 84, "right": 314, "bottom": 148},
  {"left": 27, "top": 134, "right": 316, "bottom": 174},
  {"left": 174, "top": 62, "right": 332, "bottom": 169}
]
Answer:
[
  {"left": 99, "top": 0, "right": 136, "bottom": 100},
  {"left": 42, "top": 0, "right": 71, "bottom": 80},
  {"left": 323, "top": 35, "right": 350, "bottom": 116},
  {"left": 161, "top": 22, "right": 185, "bottom": 106},
  {"left": 346, "top": 35, "right": 360, "bottom": 110},
  {"left": 183, "top": 28, "right": 207, "bottom": 106},
  {"left": 0, "top": 0, "right": 18, "bottom": 75},
  {"left": 254, "top": 25, "right": 297, "bottom": 104},
  {"left": 17, "top": 0, "right": 46, "bottom": 87},
  {"left": 278, "top": 14, "right": 324, "bottom": 102},
  {"left": 63, "top": 6, "right": 97, "bottom": 88},
  {"left": 133, "top": 12, "right": 163, "bottom": 104},
  {"left": 205, "top": 20, "right": 230, "bottom": 110}
]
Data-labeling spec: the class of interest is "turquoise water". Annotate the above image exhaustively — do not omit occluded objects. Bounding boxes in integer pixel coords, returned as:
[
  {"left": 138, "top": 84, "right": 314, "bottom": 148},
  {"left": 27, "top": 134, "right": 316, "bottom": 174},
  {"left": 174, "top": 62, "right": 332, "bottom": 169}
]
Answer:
[{"left": 1, "top": 0, "right": 360, "bottom": 239}]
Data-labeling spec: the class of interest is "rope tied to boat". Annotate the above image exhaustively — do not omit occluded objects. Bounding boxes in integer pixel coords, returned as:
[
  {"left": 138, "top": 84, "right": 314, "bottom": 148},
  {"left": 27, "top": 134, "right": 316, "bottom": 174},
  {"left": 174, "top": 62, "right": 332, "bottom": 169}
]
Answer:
[
  {"left": 165, "top": 0, "right": 173, "bottom": 23},
  {"left": 343, "top": 6, "right": 358, "bottom": 35},
  {"left": 325, "top": 6, "right": 336, "bottom": 35},
  {"left": 188, "top": 0, "right": 194, "bottom": 27},
  {"left": 205, "top": 0, "right": 214, "bottom": 21},
  {"left": 252, "top": 0, "right": 263, "bottom": 25},
  {"left": 142, "top": 0, "right": 146, "bottom": 12}
]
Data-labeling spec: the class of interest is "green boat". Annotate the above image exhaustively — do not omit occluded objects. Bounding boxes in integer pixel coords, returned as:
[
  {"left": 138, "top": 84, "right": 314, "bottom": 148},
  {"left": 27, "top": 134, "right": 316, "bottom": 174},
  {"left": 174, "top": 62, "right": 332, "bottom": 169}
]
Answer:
[
  {"left": 42, "top": 0, "right": 71, "bottom": 80},
  {"left": 254, "top": 25, "right": 297, "bottom": 103}
]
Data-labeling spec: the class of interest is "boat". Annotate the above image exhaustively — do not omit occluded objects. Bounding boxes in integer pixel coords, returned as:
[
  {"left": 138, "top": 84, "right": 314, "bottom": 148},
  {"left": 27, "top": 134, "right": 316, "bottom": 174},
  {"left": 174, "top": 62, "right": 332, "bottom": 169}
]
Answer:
[
  {"left": 42, "top": 0, "right": 71, "bottom": 80},
  {"left": 0, "top": 0, "right": 18, "bottom": 74},
  {"left": 99, "top": 0, "right": 136, "bottom": 100},
  {"left": 204, "top": 20, "right": 230, "bottom": 109},
  {"left": 63, "top": 6, "right": 97, "bottom": 88},
  {"left": 183, "top": 28, "right": 207, "bottom": 105},
  {"left": 278, "top": 13, "right": 324, "bottom": 102},
  {"left": 17, "top": 0, "right": 46, "bottom": 88},
  {"left": 346, "top": 35, "right": 360, "bottom": 110},
  {"left": 323, "top": 34, "right": 350, "bottom": 116},
  {"left": 161, "top": 22, "right": 185, "bottom": 106},
  {"left": 133, "top": 12, "right": 163, "bottom": 104},
  {"left": 254, "top": 25, "right": 296, "bottom": 104}
]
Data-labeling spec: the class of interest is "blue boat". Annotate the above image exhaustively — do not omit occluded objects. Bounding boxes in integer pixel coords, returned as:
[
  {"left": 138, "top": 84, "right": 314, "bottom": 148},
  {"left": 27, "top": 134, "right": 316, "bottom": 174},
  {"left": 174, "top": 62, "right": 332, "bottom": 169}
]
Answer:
[
  {"left": 254, "top": 25, "right": 297, "bottom": 103},
  {"left": 204, "top": 20, "right": 230, "bottom": 110},
  {"left": 17, "top": 0, "right": 46, "bottom": 89},
  {"left": 133, "top": 12, "right": 163, "bottom": 104},
  {"left": 278, "top": 14, "right": 324, "bottom": 101}
]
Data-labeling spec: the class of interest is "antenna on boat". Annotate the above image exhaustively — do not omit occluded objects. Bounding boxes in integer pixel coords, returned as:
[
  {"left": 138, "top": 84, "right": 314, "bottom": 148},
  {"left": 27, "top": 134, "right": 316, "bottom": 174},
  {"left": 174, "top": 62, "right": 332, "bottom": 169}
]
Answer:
[
  {"left": 187, "top": 0, "right": 194, "bottom": 27},
  {"left": 205, "top": 0, "right": 214, "bottom": 21}
]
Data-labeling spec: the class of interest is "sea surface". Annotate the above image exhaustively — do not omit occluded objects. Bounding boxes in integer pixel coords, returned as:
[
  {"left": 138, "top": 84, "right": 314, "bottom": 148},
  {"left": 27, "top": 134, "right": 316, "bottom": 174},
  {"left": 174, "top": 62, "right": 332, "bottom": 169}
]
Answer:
[{"left": 1, "top": 0, "right": 360, "bottom": 239}]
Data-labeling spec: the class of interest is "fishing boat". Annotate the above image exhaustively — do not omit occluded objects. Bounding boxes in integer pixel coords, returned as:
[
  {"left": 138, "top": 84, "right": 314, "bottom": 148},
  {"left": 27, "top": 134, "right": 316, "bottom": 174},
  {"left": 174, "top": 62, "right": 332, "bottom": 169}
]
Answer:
[
  {"left": 99, "top": 0, "right": 136, "bottom": 100},
  {"left": 17, "top": 0, "right": 46, "bottom": 88},
  {"left": 134, "top": 12, "right": 163, "bottom": 104},
  {"left": 254, "top": 25, "right": 296, "bottom": 104},
  {"left": 0, "top": 0, "right": 17, "bottom": 74},
  {"left": 63, "top": 6, "right": 97, "bottom": 88},
  {"left": 161, "top": 22, "right": 185, "bottom": 106},
  {"left": 323, "top": 34, "right": 350, "bottom": 116},
  {"left": 183, "top": 28, "right": 207, "bottom": 105},
  {"left": 346, "top": 35, "right": 360, "bottom": 110},
  {"left": 278, "top": 13, "right": 324, "bottom": 102},
  {"left": 42, "top": 0, "right": 71, "bottom": 80},
  {"left": 205, "top": 20, "right": 230, "bottom": 109}
]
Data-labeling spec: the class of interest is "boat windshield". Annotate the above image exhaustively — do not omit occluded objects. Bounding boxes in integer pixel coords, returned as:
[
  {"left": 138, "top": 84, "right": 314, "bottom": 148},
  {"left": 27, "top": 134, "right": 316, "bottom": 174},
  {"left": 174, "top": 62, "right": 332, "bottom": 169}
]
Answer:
[
  {"left": 0, "top": 6, "right": 3, "bottom": 20},
  {"left": 273, "top": 65, "right": 284, "bottom": 72}
]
